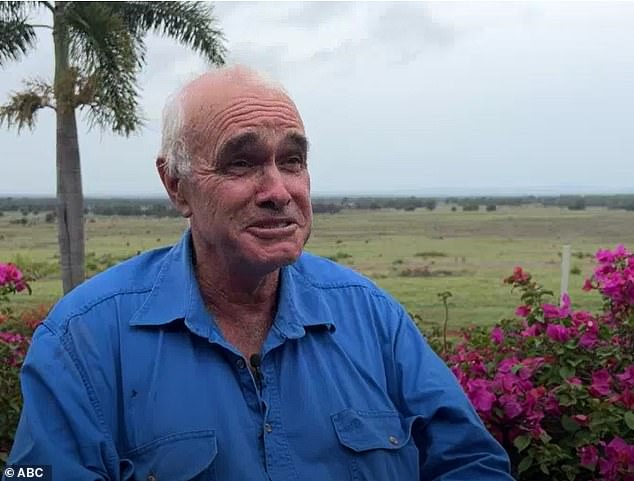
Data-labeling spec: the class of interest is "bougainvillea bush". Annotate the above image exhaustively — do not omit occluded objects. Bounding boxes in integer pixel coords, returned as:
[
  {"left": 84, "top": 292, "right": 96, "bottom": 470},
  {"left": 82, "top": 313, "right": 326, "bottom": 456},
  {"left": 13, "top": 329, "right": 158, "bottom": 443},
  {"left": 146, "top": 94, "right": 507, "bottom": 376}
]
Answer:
[
  {"left": 0, "top": 263, "right": 31, "bottom": 459},
  {"left": 444, "top": 246, "right": 634, "bottom": 481}
]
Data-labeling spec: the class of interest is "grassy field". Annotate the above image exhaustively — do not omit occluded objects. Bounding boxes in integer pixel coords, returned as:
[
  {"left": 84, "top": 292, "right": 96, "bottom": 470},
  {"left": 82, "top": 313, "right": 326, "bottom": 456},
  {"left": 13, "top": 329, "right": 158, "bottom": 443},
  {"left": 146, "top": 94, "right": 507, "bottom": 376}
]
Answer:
[{"left": 2, "top": 204, "right": 633, "bottom": 331}]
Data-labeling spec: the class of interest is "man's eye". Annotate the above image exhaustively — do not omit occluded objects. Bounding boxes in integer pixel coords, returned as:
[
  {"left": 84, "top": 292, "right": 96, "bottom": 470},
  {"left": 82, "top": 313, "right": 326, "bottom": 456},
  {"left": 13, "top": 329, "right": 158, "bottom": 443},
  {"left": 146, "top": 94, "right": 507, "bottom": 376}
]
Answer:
[
  {"left": 282, "top": 156, "right": 304, "bottom": 168},
  {"left": 229, "top": 159, "right": 250, "bottom": 169}
]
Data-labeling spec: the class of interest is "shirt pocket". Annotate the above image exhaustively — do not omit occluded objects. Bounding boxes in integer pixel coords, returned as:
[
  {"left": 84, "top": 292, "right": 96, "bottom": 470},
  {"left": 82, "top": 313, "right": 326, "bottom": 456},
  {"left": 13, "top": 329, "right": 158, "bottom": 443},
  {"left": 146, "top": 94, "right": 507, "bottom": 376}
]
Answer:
[
  {"left": 122, "top": 430, "right": 217, "bottom": 481},
  {"left": 331, "top": 409, "right": 419, "bottom": 481}
]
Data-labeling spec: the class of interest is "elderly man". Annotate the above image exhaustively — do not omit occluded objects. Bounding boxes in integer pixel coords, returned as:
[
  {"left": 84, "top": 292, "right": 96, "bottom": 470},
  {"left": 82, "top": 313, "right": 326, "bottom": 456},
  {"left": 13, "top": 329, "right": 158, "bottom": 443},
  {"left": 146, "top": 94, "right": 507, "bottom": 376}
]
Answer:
[{"left": 7, "top": 66, "right": 514, "bottom": 481}]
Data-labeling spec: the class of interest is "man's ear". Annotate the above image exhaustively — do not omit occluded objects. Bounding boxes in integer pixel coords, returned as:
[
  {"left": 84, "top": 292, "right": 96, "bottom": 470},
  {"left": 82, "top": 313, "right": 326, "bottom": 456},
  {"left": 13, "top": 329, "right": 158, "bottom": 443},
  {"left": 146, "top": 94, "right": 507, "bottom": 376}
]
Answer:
[{"left": 156, "top": 157, "right": 192, "bottom": 218}]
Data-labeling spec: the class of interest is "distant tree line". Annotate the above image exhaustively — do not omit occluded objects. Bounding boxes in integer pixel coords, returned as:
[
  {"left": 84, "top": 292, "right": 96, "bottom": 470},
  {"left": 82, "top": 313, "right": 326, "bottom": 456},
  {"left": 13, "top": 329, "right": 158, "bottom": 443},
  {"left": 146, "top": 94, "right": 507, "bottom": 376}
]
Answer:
[
  {"left": 2, "top": 194, "right": 634, "bottom": 217},
  {"left": 0, "top": 197, "right": 181, "bottom": 218},
  {"left": 444, "top": 195, "right": 634, "bottom": 211}
]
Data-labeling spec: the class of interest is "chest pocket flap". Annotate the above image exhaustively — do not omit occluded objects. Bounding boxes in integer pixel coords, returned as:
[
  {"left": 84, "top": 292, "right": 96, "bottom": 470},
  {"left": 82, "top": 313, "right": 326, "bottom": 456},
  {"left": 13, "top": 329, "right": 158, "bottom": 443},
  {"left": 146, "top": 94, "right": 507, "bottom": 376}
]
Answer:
[
  {"left": 331, "top": 409, "right": 412, "bottom": 452},
  {"left": 124, "top": 430, "right": 217, "bottom": 481}
]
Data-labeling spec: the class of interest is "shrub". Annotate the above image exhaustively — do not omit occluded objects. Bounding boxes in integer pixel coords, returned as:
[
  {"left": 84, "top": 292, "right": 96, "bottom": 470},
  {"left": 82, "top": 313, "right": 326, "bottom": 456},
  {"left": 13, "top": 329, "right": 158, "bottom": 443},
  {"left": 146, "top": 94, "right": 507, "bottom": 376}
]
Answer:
[
  {"left": 85, "top": 252, "right": 133, "bottom": 277},
  {"left": 0, "top": 331, "right": 28, "bottom": 457},
  {"left": 440, "top": 246, "right": 634, "bottom": 481},
  {"left": 0, "top": 263, "right": 32, "bottom": 459},
  {"left": 326, "top": 252, "right": 352, "bottom": 262},
  {"left": 414, "top": 251, "right": 447, "bottom": 258}
]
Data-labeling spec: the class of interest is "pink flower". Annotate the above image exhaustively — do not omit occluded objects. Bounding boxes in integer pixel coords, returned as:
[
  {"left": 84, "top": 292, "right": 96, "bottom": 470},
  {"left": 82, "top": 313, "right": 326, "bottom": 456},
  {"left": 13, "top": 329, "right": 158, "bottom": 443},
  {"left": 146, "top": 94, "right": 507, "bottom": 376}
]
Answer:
[
  {"left": 572, "top": 414, "right": 589, "bottom": 426},
  {"left": 543, "top": 394, "right": 561, "bottom": 415},
  {"left": 521, "top": 323, "right": 542, "bottom": 337},
  {"left": 617, "top": 389, "right": 634, "bottom": 409},
  {"left": 542, "top": 303, "right": 560, "bottom": 320},
  {"left": 0, "top": 263, "right": 27, "bottom": 291},
  {"left": 0, "top": 331, "right": 26, "bottom": 344},
  {"left": 596, "top": 248, "right": 616, "bottom": 264},
  {"left": 559, "top": 293, "right": 571, "bottom": 318},
  {"left": 500, "top": 397, "right": 522, "bottom": 419},
  {"left": 589, "top": 369, "right": 612, "bottom": 397},
  {"left": 616, "top": 365, "right": 634, "bottom": 388},
  {"left": 579, "top": 331, "right": 599, "bottom": 349},
  {"left": 515, "top": 305, "right": 531, "bottom": 317},
  {"left": 542, "top": 296, "right": 571, "bottom": 320},
  {"left": 573, "top": 311, "right": 598, "bottom": 330},
  {"left": 600, "top": 436, "right": 634, "bottom": 478},
  {"left": 505, "top": 266, "right": 531, "bottom": 284},
  {"left": 490, "top": 326, "right": 504, "bottom": 344},
  {"left": 546, "top": 323, "right": 571, "bottom": 342},
  {"left": 466, "top": 379, "right": 496, "bottom": 413},
  {"left": 582, "top": 278, "right": 594, "bottom": 291},
  {"left": 579, "top": 445, "right": 599, "bottom": 467},
  {"left": 613, "top": 244, "right": 630, "bottom": 257}
]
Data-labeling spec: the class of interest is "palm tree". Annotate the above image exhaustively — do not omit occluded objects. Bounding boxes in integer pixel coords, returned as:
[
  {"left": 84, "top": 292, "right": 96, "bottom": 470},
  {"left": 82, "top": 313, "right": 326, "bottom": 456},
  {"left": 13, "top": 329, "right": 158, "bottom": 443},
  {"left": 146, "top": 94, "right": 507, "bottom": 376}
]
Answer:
[{"left": 0, "top": 1, "right": 225, "bottom": 293}]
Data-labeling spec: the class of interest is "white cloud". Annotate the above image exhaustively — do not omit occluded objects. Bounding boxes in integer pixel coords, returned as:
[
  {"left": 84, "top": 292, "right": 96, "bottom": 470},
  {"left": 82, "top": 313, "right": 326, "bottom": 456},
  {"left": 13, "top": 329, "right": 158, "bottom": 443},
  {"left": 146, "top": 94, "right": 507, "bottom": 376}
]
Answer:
[{"left": 1, "top": 2, "right": 633, "bottom": 196}]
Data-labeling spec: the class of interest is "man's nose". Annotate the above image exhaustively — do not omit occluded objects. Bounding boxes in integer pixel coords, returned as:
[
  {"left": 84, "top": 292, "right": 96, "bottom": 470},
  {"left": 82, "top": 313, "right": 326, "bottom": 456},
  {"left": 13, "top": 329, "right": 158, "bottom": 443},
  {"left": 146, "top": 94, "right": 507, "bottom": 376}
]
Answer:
[{"left": 255, "top": 164, "right": 292, "bottom": 210}]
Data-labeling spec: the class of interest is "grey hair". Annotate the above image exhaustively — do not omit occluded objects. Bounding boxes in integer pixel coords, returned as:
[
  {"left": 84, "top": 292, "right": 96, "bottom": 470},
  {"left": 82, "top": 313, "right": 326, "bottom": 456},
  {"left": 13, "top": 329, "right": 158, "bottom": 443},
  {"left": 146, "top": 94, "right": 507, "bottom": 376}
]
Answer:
[
  {"left": 158, "top": 65, "right": 289, "bottom": 178},
  {"left": 159, "top": 92, "right": 191, "bottom": 178}
]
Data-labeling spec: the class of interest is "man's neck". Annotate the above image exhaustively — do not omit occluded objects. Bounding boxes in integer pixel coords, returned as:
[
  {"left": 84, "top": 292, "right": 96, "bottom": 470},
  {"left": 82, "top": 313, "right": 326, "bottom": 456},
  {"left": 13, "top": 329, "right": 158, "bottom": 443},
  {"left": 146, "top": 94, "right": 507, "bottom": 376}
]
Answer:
[
  {"left": 190, "top": 235, "right": 281, "bottom": 357},
  {"left": 196, "top": 262, "right": 280, "bottom": 318}
]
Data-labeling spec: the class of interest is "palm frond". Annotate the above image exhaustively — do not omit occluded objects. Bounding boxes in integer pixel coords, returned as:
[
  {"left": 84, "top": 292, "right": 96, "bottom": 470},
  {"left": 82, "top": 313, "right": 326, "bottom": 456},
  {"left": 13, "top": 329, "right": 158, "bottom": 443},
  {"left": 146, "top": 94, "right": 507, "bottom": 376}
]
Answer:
[
  {"left": 0, "top": 1, "right": 39, "bottom": 19},
  {"left": 109, "top": 1, "right": 226, "bottom": 66},
  {"left": 65, "top": 2, "right": 140, "bottom": 135},
  {"left": 0, "top": 78, "right": 54, "bottom": 131},
  {"left": 0, "top": 18, "right": 37, "bottom": 65}
]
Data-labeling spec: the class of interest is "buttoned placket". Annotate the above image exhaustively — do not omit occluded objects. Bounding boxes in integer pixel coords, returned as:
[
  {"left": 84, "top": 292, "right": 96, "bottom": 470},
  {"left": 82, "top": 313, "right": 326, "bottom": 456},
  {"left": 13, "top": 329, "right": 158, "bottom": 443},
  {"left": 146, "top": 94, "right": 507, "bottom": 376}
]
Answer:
[
  {"left": 228, "top": 342, "right": 299, "bottom": 481},
  {"left": 255, "top": 328, "right": 302, "bottom": 481}
]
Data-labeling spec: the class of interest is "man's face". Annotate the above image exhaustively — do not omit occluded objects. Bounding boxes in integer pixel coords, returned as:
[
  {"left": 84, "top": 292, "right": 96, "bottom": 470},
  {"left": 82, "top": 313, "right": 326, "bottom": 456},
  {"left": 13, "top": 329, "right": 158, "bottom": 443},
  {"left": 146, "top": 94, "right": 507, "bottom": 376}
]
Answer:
[{"left": 178, "top": 85, "right": 312, "bottom": 274}]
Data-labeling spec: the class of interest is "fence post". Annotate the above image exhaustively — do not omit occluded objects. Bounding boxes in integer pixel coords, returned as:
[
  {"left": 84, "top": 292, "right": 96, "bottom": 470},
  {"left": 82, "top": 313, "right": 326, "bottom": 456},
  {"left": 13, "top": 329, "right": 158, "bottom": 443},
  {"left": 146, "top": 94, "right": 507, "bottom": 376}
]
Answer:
[{"left": 560, "top": 244, "right": 571, "bottom": 304}]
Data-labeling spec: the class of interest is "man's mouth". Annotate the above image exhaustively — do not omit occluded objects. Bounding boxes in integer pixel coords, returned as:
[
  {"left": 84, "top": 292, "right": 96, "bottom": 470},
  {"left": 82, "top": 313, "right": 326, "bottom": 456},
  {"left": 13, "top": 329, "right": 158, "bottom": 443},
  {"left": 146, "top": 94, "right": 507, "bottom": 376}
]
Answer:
[
  {"left": 252, "top": 221, "right": 294, "bottom": 229},
  {"left": 247, "top": 219, "right": 298, "bottom": 238},
  {"left": 249, "top": 218, "right": 296, "bottom": 229}
]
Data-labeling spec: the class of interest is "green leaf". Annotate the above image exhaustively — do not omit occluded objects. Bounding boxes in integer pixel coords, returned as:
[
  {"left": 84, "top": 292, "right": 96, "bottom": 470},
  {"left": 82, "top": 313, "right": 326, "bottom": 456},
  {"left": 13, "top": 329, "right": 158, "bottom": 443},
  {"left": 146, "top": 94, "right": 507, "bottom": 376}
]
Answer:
[
  {"left": 63, "top": 1, "right": 226, "bottom": 136},
  {"left": 561, "top": 415, "right": 580, "bottom": 433},
  {"left": 0, "top": 17, "right": 37, "bottom": 65},
  {"left": 563, "top": 465, "right": 579, "bottom": 481},
  {"left": 625, "top": 411, "right": 634, "bottom": 430},
  {"left": 559, "top": 365, "right": 575, "bottom": 379},
  {"left": 517, "top": 456, "right": 533, "bottom": 474},
  {"left": 514, "top": 435, "right": 531, "bottom": 452},
  {"left": 558, "top": 394, "right": 576, "bottom": 407}
]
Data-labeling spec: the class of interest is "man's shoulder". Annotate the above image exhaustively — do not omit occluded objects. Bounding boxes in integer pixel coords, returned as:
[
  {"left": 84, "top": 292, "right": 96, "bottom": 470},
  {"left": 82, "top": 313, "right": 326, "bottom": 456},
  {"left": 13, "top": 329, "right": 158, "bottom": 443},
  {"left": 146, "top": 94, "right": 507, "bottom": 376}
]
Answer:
[
  {"left": 46, "top": 245, "right": 173, "bottom": 331},
  {"left": 291, "top": 252, "right": 409, "bottom": 340},
  {"left": 292, "top": 251, "right": 384, "bottom": 295}
]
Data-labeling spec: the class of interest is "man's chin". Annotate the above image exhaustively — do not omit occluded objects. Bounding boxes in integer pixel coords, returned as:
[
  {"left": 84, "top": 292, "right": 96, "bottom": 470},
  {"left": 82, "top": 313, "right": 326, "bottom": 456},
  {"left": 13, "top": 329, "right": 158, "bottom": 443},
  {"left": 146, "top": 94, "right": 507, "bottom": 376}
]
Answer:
[{"left": 249, "top": 247, "right": 302, "bottom": 271}]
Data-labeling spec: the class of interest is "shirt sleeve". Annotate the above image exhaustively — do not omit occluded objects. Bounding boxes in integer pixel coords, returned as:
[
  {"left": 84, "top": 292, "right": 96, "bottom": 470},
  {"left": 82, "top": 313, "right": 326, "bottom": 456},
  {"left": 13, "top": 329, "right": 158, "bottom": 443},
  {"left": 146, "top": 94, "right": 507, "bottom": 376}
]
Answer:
[
  {"left": 7, "top": 323, "right": 118, "bottom": 481},
  {"left": 389, "top": 307, "right": 515, "bottom": 481}
]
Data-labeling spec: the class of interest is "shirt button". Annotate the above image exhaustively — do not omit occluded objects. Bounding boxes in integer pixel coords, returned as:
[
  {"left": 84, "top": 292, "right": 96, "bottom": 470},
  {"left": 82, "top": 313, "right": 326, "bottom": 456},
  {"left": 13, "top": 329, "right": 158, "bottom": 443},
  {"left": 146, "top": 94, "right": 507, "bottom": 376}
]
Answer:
[
  {"left": 236, "top": 358, "right": 246, "bottom": 369},
  {"left": 388, "top": 435, "right": 399, "bottom": 445},
  {"left": 264, "top": 423, "right": 273, "bottom": 433},
  {"left": 147, "top": 474, "right": 157, "bottom": 481}
]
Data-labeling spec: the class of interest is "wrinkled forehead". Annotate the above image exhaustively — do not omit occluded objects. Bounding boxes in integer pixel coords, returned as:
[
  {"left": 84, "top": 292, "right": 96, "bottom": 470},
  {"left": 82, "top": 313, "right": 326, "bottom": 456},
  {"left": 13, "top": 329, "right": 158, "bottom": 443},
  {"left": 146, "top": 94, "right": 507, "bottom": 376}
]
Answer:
[{"left": 180, "top": 77, "right": 305, "bottom": 158}]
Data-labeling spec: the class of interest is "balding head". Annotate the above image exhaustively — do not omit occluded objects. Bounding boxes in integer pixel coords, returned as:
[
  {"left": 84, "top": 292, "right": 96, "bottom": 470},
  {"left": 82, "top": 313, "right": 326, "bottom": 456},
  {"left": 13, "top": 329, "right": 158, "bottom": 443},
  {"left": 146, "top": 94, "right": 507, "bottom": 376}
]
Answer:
[{"left": 158, "top": 66, "right": 302, "bottom": 178}]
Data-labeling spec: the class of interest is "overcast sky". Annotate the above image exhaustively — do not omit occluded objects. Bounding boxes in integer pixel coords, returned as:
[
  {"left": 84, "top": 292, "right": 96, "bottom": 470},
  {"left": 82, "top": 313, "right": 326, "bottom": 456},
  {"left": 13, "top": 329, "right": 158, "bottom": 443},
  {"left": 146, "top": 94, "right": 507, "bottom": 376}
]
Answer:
[{"left": 1, "top": 2, "right": 633, "bottom": 197}]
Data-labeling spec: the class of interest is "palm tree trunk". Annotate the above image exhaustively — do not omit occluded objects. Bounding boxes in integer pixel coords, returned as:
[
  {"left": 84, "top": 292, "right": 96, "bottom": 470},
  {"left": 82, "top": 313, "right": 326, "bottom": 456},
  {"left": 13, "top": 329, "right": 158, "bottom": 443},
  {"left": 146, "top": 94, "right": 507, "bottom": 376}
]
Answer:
[{"left": 53, "top": 2, "right": 84, "bottom": 294}]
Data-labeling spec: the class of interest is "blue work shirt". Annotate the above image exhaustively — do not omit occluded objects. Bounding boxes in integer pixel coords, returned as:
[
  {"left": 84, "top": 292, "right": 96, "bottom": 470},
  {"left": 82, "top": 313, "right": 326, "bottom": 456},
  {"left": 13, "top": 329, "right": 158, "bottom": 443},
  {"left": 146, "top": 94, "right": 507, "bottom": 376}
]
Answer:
[{"left": 8, "top": 230, "right": 513, "bottom": 481}]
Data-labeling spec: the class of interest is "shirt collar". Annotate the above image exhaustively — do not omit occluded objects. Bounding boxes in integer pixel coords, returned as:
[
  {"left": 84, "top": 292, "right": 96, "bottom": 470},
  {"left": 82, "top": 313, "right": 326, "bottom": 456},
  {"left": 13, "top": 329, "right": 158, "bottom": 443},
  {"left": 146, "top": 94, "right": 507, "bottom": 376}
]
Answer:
[{"left": 129, "top": 230, "right": 336, "bottom": 337}]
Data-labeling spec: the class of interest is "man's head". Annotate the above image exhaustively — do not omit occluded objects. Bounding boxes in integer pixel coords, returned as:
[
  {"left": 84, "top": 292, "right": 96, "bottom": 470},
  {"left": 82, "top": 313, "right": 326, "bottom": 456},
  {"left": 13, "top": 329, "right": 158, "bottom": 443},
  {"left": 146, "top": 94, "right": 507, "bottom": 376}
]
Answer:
[{"left": 157, "top": 65, "right": 312, "bottom": 276}]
